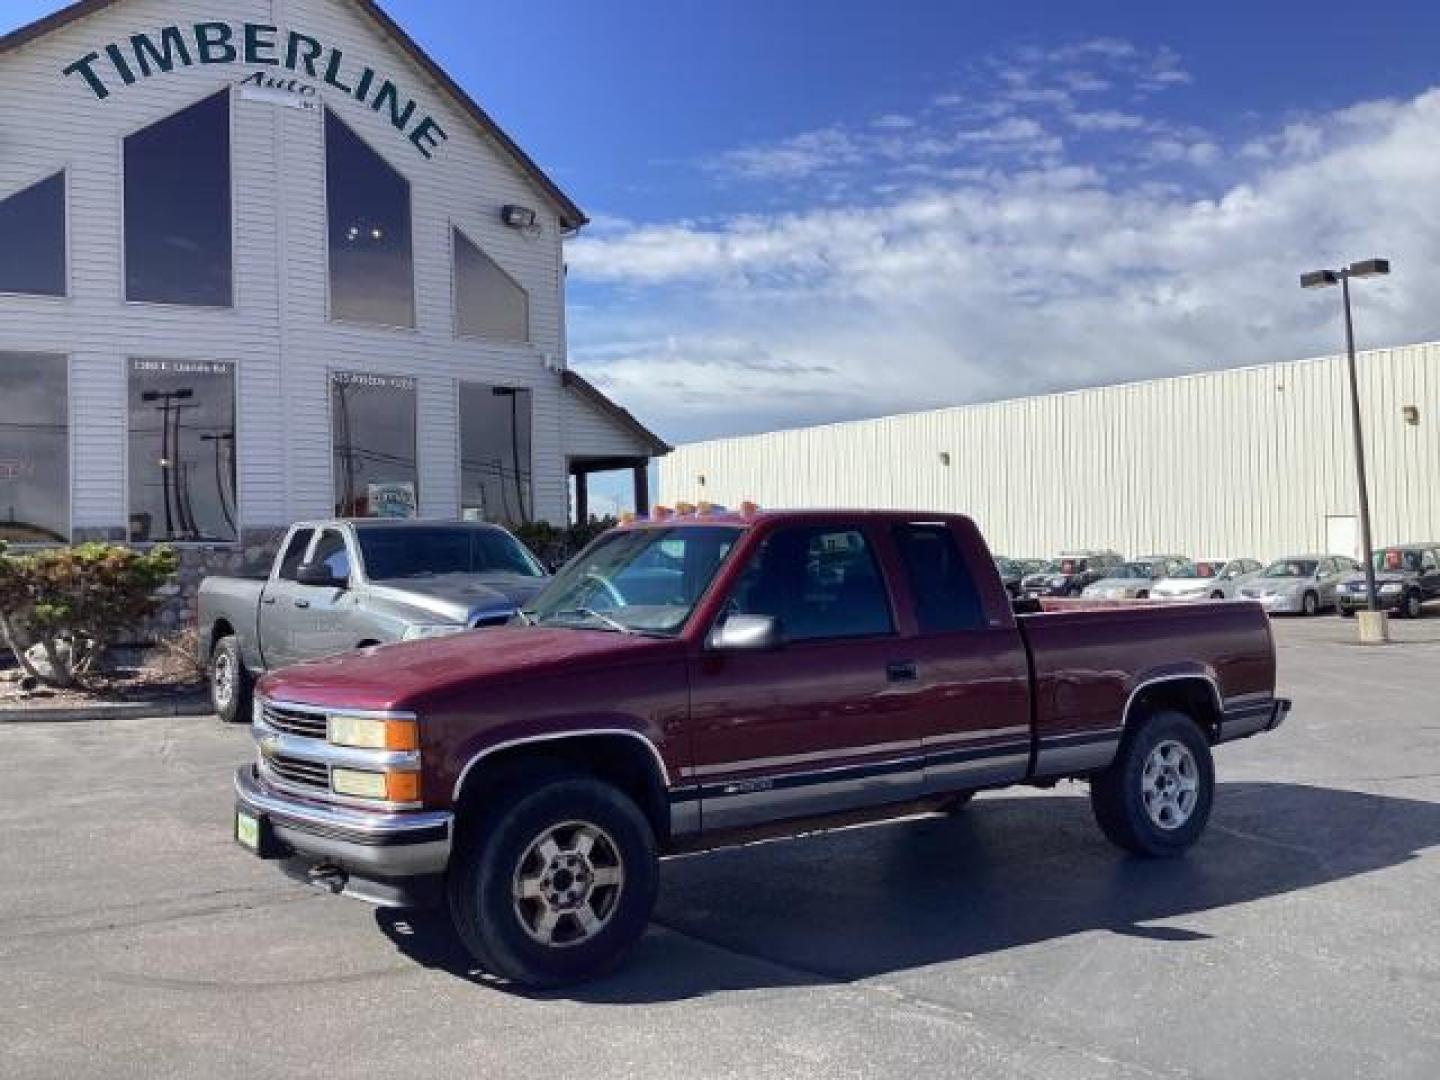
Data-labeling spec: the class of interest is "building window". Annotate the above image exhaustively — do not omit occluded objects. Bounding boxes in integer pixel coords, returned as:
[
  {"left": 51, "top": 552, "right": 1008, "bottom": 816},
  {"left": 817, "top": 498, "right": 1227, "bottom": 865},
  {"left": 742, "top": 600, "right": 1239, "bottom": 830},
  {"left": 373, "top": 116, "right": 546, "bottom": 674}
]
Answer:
[
  {"left": 460, "top": 383, "right": 533, "bottom": 525},
  {"left": 0, "top": 172, "right": 66, "bottom": 297},
  {"left": 124, "top": 90, "right": 232, "bottom": 307},
  {"left": 331, "top": 372, "right": 418, "bottom": 518},
  {"left": 127, "top": 360, "right": 237, "bottom": 543},
  {"left": 326, "top": 111, "right": 415, "bottom": 328},
  {"left": 0, "top": 353, "right": 69, "bottom": 543},
  {"left": 454, "top": 228, "right": 529, "bottom": 341}
]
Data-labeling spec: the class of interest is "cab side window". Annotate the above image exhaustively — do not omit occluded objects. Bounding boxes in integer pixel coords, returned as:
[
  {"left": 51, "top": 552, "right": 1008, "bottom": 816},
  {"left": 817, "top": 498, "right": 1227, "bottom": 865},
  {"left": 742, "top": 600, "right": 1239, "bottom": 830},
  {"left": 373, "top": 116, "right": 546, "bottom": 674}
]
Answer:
[
  {"left": 729, "top": 526, "right": 894, "bottom": 642},
  {"left": 892, "top": 524, "right": 984, "bottom": 632},
  {"left": 311, "top": 530, "right": 352, "bottom": 581},
  {"left": 276, "top": 530, "right": 314, "bottom": 581}
]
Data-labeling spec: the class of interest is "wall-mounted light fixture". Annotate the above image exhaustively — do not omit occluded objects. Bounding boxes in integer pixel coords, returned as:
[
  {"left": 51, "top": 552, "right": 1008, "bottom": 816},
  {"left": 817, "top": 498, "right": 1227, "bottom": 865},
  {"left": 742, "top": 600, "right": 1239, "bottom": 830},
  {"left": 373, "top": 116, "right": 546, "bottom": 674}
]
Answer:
[
  {"left": 502, "top": 204, "right": 538, "bottom": 229},
  {"left": 939, "top": 452, "right": 952, "bottom": 467},
  {"left": 696, "top": 474, "right": 707, "bottom": 487},
  {"left": 1403, "top": 405, "right": 1420, "bottom": 426}
]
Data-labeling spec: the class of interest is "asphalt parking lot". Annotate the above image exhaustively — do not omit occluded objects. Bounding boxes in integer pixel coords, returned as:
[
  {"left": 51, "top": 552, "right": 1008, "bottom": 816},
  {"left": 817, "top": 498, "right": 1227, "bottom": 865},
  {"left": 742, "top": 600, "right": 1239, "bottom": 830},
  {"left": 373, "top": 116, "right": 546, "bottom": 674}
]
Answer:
[{"left": 1, "top": 617, "right": 1437, "bottom": 1080}]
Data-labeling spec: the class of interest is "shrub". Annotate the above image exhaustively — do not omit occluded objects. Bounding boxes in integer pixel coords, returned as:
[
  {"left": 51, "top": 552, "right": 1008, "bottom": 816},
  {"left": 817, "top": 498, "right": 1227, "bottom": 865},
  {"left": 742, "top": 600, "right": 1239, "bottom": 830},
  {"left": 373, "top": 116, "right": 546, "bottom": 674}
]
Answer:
[
  {"left": 0, "top": 542, "right": 179, "bottom": 688},
  {"left": 512, "top": 517, "right": 619, "bottom": 571}
]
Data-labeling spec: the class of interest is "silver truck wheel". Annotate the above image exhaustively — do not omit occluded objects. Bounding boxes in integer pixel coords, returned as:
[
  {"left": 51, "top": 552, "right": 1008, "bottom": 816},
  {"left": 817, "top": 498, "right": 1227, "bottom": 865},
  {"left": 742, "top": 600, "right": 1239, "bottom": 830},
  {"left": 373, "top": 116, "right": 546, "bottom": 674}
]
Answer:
[
  {"left": 210, "top": 636, "right": 253, "bottom": 724},
  {"left": 1090, "top": 709, "right": 1214, "bottom": 857},
  {"left": 512, "top": 821, "right": 625, "bottom": 948},
  {"left": 1140, "top": 740, "right": 1201, "bottom": 830},
  {"left": 447, "top": 771, "right": 659, "bottom": 988}
]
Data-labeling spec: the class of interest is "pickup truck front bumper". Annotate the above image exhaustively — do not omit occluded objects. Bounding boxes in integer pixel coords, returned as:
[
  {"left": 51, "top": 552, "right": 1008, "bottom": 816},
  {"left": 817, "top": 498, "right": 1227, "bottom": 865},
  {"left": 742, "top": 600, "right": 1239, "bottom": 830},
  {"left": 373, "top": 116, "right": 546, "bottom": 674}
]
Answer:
[{"left": 233, "top": 765, "right": 452, "bottom": 905}]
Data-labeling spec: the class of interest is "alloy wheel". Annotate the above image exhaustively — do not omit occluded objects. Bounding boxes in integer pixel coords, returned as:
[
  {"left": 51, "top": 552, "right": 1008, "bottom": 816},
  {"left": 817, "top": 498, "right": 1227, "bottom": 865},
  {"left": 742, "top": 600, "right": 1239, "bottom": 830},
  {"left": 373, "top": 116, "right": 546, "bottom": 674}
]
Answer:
[
  {"left": 1140, "top": 740, "right": 1200, "bottom": 831},
  {"left": 512, "top": 821, "right": 625, "bottom": 948}
]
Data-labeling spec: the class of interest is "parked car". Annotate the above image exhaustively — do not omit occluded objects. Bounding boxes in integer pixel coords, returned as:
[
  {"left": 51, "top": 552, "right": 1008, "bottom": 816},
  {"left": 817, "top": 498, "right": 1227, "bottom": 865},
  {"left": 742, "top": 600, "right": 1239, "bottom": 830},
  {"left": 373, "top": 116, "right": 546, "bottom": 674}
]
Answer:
[
  {"left": 1237, "top": 554, "right": 1360, "bottom": 615},
  {"left": 233, "top": 507, "right": 1287, "bottom": 987},
  {"left": 1152, "top": 558, "right": 1264, "bottom": 602},
  {"left": 995, "top": 557, "right": 1045, "bottom": 597},
  {"left": 198, "top": 520, "right": 550, "bottom": 722},
  {"left": 1336, "top": 543, "right": 1440, "bottom": 618},
  {"left": 1081, "top": 556, "right": 1188, "bottom": 600},
  {"left": 1020, "top": 550, "right": 1124, "bottom": 597}
]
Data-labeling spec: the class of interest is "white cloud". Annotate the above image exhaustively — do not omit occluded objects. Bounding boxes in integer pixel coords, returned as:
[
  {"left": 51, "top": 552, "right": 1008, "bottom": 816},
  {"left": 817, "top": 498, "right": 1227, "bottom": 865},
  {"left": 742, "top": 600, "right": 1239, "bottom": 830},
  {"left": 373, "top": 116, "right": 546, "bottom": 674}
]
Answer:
[
  {"left": 1067, "top": 109, "right": 1146, "bottom": 132},
  {"left": 570, "top": 83, "right": 1439, "bottom": 444}
]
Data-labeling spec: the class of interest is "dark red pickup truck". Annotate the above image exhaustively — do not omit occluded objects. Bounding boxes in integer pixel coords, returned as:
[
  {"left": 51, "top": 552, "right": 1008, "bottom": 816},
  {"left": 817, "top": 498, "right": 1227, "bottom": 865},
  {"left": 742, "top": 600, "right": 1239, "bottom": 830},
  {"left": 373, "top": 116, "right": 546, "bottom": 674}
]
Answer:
[{"left": 234, "top": 509, "right": 1289, "bottom": 987}]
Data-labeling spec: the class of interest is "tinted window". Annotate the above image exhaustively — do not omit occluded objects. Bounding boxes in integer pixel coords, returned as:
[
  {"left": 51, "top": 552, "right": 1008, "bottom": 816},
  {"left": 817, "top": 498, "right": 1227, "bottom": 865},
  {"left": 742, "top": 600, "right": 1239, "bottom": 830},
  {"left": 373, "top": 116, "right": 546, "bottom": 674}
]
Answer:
[
  {"left": 0, "top": 353, "right": 68, "bottom": 542},
  {"left": 0, "top": 172, "right": 66, "bottom": 297},
  {"left": 277, "top": 530, "right": 313, "bottom": 581},
  {"left": 730, "top": 526, "right": 893, "bottom": 642},
  {"left": 460, "top": 382, "right": 533, "bottom": 525},
  {"left": 311, "top": 530, "right": 351, "bottom": 580},
  {"left": 127, "top": 359, "right": 236, "bottom": 542},
  {"left": 326, "top": 111, "right": 415, "bottom": 327},
  {"left": 331, "top": 372, "right": 418, "bottom": 517},
  {"left": 356, "top": 526, "right": 544, "bottom": 580},
  {"left": 124, "top": 91, "right": 232, "bottom": 306},
  {"left": 893, "top": 524, "right": 983, "bottom": 631},
  {"left": 455, "top": 229, "right": 529, "bottom": 340}
]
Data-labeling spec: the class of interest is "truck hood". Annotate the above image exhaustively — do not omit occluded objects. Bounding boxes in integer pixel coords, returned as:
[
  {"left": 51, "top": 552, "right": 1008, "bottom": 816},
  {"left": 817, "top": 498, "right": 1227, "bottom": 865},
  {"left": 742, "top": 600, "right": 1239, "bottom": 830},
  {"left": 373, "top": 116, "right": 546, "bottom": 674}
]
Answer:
[
  {"left": 258, "top": 626, "right": 672, "bottom": 712},
  {"left": 367, "top": 572, "right": 547, "bottom": 624}
]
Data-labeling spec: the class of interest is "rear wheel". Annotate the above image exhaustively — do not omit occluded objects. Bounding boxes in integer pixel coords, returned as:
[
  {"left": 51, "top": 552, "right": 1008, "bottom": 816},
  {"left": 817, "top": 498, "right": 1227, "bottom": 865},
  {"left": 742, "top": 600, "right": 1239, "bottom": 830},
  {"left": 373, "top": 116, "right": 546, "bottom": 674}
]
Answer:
[
  {"left": 1403, "top": 590, "right": 1424, "bottom": 619},
  {"left": 1302, "top": 591, "right": 1320, "bottom": 616},
  {"left": 447, "top": 770, "right": 659, "bottom": 988},
  {"left": 1339, "top": 605, "right": 1355, "bottom": 618},
  {"left": 1090, "top": 709, "right": 1214, "bottom": 857},
  {"left": 210, "top": 636, "right": 253, "bottom": 724},
  {"left": 1210, "top": 591, "right": 1225, "bottom": 600}
]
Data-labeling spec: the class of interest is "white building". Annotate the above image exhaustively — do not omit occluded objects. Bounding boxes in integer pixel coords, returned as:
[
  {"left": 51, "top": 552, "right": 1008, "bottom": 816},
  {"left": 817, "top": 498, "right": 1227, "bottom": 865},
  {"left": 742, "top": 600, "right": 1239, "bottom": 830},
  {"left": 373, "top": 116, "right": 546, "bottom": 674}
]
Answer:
[
  {"left": 661, "top": 343, "right": 1440, "bottom": 563},
  {"left": 0, "top": 0, "right": 668, "bottom": 583}
]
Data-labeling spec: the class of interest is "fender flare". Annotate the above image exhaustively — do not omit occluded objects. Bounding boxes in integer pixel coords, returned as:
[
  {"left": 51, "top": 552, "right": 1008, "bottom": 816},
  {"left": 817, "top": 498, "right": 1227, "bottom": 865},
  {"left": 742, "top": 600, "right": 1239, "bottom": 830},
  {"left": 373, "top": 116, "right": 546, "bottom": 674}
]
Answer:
[{"left": 450, "top": 728, "right": 672, "bottom": 802}]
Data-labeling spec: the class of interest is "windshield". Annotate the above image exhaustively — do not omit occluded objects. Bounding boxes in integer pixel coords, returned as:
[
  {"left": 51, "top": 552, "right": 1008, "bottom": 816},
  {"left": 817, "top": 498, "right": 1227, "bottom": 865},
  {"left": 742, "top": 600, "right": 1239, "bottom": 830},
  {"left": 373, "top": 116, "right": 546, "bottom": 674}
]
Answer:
[
  {"left": 996, "top": 558, "right": 1018, "bottom": 577},
  {"left": 1374, "top": 549, "right": 1424, "bottom": 572},
  {"left": 1262, "top": 559, "right": 1317, "bottom": 579},
  {"left": 1110, "top": 562, "right": 1156, "bottom": 580},
  {"left": 1172, "top": 561, "right": 1224, "bottom": 579},
  {"left": 356, "top": 526, "right": 546, "bottom": 580},
  {"left": 525, "top": 525, "right": 743, "bottom": 635}
]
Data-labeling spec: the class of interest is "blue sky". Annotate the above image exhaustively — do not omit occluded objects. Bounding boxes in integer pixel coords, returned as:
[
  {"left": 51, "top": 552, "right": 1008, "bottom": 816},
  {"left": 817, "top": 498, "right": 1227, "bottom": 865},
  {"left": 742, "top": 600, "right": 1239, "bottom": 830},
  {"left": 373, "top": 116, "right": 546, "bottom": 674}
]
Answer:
[{"left": 7, "top": 1, "right": 1440, "bottom": 514}]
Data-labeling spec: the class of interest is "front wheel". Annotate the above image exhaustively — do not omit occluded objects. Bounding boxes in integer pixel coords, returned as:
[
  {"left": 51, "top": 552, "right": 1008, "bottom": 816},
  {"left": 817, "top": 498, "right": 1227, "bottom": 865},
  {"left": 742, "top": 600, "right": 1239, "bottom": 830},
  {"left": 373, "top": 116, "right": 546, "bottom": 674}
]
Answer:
[
  {"left": 1090, "top": 710, "right": 1214, "bottom": 857},
  {"left": 1302, "top": 591, "right": 1320, "bottom": 616},
  {"left": 447, "top": 772, "right": 659, "bottom": 988},
  {"left": 210, "top": 635, "right": 253, "bottom": 724},
  {"left": 1403, "top": 591, "right": 1424, "bottom": 619}
]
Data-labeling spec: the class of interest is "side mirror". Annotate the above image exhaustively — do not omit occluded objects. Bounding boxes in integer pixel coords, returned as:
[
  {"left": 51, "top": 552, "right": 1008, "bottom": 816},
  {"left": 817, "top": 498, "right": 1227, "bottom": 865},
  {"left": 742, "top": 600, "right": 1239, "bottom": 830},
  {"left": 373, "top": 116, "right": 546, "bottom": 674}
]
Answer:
[
  {"left": 297, "top": 563, "right": 347, "bottom": 589},
  {"left": 709, "top": 613, "right": 781, "bottom": 651}
]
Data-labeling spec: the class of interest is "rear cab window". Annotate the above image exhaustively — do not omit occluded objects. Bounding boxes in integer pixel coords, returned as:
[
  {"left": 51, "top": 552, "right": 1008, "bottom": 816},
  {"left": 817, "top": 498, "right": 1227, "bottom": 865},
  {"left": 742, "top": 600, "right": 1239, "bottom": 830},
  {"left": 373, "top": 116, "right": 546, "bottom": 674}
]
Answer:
[{"left": 892, "top": 523, "right": 984, "bottom": 632}]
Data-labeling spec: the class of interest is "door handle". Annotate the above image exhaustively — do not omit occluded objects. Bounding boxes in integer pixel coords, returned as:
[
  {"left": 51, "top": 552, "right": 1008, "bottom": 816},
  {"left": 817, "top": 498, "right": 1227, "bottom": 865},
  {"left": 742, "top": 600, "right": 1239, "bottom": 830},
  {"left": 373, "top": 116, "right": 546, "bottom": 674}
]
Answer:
[
  {"left": 261, "top": 597, "right": 277, "bottom": 606},
  {"left": 294, "top": 599, "right": 310, "bottom": 609},
  {"left": 887, "top": 660, "right": 919, "bottom": 683}
]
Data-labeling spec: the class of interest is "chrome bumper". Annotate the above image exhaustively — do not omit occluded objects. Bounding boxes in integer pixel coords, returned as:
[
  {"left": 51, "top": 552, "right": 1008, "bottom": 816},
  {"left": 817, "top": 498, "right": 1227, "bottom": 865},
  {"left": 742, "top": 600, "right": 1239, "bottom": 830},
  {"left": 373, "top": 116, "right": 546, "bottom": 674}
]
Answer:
[{"left": 234, "top": 764, "right": 452, "bottom": 881}]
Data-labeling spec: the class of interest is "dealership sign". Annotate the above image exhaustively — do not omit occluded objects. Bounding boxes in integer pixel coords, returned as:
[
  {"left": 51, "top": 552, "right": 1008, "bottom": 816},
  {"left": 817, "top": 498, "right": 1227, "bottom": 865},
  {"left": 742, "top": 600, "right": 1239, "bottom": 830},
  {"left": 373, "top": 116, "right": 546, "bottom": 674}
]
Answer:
[{"left": 62, "top": 22, "right": 449, "bottom": 159}]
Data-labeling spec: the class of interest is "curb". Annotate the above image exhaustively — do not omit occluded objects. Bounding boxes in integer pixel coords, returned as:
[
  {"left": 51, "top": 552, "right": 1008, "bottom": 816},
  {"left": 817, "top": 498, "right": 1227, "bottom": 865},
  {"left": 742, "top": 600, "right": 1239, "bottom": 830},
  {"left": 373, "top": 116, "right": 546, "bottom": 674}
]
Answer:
[{"left": 0, "top": 697, "right": 215, "bottom": 724}]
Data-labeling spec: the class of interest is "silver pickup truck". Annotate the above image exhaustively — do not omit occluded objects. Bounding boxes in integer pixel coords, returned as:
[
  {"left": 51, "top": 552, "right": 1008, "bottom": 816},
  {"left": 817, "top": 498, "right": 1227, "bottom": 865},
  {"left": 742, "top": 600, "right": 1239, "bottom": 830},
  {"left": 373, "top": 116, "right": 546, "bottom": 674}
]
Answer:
[{"left": 197, "top": 520, "right": 549, "bottom": 722}]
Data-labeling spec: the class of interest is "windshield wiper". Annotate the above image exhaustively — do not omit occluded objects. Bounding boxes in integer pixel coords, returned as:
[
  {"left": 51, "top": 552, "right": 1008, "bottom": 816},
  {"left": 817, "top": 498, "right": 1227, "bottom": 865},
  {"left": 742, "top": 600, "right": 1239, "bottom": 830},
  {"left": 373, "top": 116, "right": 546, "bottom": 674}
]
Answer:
[{"left": 538, "top": 607, "right": 636, "bottom": 634}]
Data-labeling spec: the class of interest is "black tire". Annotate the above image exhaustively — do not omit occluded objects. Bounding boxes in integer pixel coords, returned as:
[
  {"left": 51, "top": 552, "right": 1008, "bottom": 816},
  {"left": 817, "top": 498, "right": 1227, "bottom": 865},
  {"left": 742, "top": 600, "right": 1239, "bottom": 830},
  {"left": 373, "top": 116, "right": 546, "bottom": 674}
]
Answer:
[
  {"left": 1403, "top": 591, "right": 1424, "bottom": 619},
  {"left": 1210, "top": 591, "right": 1225, "bottom": 601},
  {"left": 210, "top": 635, "right": 253, "bottom": 724},
  {"left": 1302, "top": 591, "right": 1320, "bottom": 616},
  {"left": 447, "top": 770, "right": 659, "bottom": 989},
  {"left": 1339, "top": 605, "right": 1355, "bottom": 618},
  {"left": 1089, "top": 709, "right": 1215, "bottom": 858}
]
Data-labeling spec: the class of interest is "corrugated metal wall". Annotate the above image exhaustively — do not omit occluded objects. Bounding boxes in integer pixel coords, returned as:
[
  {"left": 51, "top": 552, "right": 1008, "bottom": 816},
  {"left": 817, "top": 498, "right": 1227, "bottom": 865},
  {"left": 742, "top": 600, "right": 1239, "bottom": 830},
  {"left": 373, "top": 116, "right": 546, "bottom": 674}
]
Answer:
[{"left": 660, "top": 343, "right": 1440, "bottom": 561}]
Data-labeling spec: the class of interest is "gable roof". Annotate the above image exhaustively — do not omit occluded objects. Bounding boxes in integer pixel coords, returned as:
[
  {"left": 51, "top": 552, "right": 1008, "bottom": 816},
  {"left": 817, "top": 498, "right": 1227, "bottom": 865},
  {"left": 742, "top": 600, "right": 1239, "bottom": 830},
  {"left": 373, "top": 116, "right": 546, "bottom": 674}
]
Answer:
[
  {"left": 563, "top": 371, "right": 672, "bottom": 456},
  {"left": 0, "top": 0, "right": 587, "bottom": 229}
]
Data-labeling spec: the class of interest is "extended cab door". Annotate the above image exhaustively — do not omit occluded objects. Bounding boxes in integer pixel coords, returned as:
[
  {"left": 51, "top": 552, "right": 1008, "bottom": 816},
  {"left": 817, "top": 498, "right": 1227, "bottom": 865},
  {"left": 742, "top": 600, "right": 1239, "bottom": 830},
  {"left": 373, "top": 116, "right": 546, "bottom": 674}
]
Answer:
[
  {"left": 283, "top": 527, "right": 365, "bottom": 662},
  {"left": 257, "top": 528, "right": 315, "bottom": 669},
  {"left": 686, "top": 521, "right": 926, "bottom": 831},
  {"left": 885, "top": 521, "right": 1033, "bottom": 795}
]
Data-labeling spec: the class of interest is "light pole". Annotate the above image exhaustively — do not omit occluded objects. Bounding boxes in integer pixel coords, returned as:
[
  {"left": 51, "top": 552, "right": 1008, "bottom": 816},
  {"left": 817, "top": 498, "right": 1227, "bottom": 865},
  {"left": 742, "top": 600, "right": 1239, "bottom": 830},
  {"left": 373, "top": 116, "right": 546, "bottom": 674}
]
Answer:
[{"left": 1300, "top": 257, "right": 1389, "bottom": 619}]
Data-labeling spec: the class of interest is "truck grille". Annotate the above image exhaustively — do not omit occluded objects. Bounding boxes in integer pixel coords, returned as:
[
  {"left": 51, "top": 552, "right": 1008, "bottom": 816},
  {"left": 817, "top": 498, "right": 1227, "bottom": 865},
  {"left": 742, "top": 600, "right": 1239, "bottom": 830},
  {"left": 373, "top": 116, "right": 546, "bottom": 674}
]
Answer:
[
  {"left": 264, "top": 752, "right": 330, "bottom": 792},
  {"left": 261, "top": 702, "right": 329, "bottom": 740}
]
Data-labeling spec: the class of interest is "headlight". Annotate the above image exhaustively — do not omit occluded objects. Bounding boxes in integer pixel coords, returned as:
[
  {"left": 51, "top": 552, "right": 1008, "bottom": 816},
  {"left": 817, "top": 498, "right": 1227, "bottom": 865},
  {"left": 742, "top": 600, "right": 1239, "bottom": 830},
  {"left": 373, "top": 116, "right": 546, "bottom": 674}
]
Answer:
[
  {"left": 331, "top": 768, "right": 420, "bottom": 802},
  {"left": 1380, "top": 582, "right": 1403, "bottom": 595},
  {"left": 1051, "top": 576, "right": 1069, "bottom": 587},
  {"left": 327, "top": 714, "right": 418, "bottom": 751},
  {"left": 402, "top": 623, "right": 467, "bottom": 641}
]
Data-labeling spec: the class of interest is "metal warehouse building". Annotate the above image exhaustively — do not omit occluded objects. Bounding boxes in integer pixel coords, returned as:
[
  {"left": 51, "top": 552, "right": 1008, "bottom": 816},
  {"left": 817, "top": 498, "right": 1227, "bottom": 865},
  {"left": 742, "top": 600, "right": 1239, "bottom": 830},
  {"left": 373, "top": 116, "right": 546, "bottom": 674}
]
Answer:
[
  {"left": 660, "top": 342, "right": 1440, "bottom": 563},
  {"left": 0, "top": 0, "right": 668, "bottom": 596}
]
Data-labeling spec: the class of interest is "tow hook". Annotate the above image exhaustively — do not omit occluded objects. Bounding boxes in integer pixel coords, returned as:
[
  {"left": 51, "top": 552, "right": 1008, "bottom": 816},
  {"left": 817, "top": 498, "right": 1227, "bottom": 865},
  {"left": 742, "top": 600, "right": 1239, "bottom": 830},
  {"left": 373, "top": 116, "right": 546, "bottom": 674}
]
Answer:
[{"left": 307, "top": 864, "right": 349, "bottom": 894}]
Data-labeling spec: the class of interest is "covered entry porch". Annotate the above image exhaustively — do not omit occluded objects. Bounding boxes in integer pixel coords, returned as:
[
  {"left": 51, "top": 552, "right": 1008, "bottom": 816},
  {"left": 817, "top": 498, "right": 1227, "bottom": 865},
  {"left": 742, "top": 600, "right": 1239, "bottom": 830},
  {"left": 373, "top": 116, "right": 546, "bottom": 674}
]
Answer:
[{"left": 560, "top": 371, "right": 671, "bottom": 525}]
